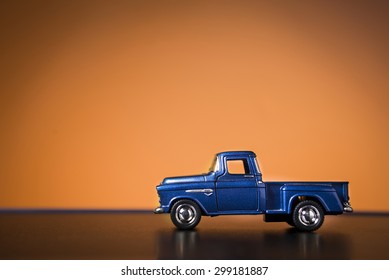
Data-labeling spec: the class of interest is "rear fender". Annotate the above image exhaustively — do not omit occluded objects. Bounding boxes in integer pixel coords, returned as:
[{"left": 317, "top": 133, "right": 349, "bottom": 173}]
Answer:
[{"left": 286, "top": 192, "right": 343, "bottom": 214}]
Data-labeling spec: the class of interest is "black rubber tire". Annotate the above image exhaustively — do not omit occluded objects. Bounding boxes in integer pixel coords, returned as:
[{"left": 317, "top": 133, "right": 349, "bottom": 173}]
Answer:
[
  {"left": 170, "top": 199, "right": 202, "bottom": 230},
  {"left": 292, "top": 200, "right": 325, "bottom": 232}
]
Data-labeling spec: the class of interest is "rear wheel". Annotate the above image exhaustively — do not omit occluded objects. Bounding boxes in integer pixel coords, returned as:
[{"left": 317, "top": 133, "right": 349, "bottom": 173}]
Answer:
[
  {"left": 170, "top": 200, "right": 202, "bottom": 230},
  {"left": 292, "top": 200, "right": 324, "bottom": 232}
]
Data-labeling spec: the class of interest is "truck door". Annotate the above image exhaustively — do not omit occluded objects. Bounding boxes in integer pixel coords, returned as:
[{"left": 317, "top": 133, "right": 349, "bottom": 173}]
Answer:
[{"left": 216, "top": 157, "right": 259, "bottom": 211}]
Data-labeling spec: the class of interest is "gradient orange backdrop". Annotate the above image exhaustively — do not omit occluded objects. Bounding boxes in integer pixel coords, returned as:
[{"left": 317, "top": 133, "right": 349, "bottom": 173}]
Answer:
[{"left": 1, "top": 1, "right": 388, "bottom": 211}]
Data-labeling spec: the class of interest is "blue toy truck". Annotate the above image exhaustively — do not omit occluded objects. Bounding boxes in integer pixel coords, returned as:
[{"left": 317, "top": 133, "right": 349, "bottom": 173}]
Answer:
[{"left": 154, "top": 151, "right": 352, "bottom": 232}]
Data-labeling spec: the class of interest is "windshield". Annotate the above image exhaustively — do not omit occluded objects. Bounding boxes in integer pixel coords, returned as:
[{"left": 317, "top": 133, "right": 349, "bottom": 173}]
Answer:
[{"left": 208, "top": 155, "right": 220, "bottom": 172}]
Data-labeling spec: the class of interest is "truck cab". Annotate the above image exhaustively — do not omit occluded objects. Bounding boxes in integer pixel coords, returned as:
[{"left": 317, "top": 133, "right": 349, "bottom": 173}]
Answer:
[
  {"left": 211, "top": 151, "right": 264, "bottom": 212},
  {"left": 154, "top": 151, "right": 352, "bottom": 232}
]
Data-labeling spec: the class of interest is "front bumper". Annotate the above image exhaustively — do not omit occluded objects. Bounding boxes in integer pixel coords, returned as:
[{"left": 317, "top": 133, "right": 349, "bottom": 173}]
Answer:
[
  {"left": 343, "top": 202, "right": 353, "bottom": 212},
  {"left": 154, "top": 207, "right": 164, "bottom": 214}
]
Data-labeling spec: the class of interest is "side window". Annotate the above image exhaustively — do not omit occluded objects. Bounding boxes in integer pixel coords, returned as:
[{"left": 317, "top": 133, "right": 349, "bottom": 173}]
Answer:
[{"left": 226, "top": 159, "right": 251, "bottom": 175}]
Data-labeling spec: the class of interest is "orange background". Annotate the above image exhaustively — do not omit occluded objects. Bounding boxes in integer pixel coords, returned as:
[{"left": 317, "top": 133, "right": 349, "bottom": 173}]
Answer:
[{"left": 1, "top": 1, "right": 388, "bottom": 211}]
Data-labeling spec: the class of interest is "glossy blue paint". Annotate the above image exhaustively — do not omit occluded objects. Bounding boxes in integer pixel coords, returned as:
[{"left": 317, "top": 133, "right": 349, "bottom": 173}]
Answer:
[{"left": 155, "top": 151, "right": 352, "bottom": 230}]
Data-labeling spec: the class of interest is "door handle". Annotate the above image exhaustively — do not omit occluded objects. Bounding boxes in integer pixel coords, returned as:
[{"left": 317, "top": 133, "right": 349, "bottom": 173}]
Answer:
[{"left": 244, "top": 174, "right": 254, "bottom": 178}]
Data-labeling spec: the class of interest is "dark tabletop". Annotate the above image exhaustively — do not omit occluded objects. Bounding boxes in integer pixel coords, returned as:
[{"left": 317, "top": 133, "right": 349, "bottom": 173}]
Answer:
[{"left": 0, "top": 212, "right": 388, "bottom": 259}]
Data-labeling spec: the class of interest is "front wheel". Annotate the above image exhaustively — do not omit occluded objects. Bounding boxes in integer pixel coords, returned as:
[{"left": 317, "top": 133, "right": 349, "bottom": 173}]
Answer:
[
  {"left": 170, "top": 200, "right": 202, "bottom": 230},
  {"left": 292, "top": 200, "right": 324, "bottom": 232}
]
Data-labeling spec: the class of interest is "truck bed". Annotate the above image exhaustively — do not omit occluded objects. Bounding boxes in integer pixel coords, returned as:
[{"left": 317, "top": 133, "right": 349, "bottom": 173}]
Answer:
[{"left": 264, "top": 181, "right": 349, "bottom": 213}]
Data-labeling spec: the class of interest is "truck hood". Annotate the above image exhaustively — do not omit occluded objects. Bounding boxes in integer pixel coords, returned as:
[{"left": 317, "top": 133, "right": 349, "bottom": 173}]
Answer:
[{"left": 162, "top": 174, "right": 206, "bottom": 185}]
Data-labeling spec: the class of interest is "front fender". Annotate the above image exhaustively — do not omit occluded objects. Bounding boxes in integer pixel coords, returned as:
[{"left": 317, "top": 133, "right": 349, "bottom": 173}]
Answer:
[
  {"left": 158, "top": 189, "right": 216, "bottom": 215},
  {"left": 167, "top": 195, "right": 212, "bottom": 215}
]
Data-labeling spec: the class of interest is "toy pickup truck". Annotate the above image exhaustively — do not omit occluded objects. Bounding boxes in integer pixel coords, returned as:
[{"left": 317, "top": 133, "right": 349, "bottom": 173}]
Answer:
[{"left": 154, "top": 151, "right": 352, "bottom": 231}]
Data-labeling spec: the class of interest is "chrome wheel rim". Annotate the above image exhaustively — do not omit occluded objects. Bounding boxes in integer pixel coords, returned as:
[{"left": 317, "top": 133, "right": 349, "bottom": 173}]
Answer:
[
  {"left": 175, "top": 204, "right": 196, "bottom": 224},
  {"left": 298, "top": 205, "right": 321, "bottom": 226}
]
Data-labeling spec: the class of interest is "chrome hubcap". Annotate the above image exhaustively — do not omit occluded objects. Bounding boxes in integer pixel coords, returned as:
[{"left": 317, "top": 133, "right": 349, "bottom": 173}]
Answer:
[
  {"left": 298, "top": 205, "right": 320, "bottom": 226},
  {"left": 176, "top": 204, "right": 196, "bottom": 224}
]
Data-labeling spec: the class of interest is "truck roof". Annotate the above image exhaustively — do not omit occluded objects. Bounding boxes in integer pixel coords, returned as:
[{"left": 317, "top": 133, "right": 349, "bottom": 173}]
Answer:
[{"left": 216, "top": 151, "right": 256, "bottom": 157}]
